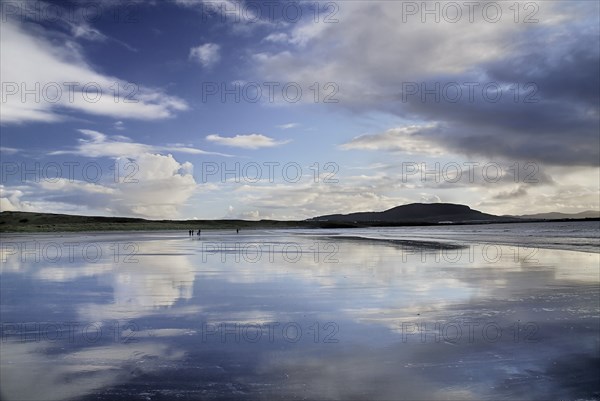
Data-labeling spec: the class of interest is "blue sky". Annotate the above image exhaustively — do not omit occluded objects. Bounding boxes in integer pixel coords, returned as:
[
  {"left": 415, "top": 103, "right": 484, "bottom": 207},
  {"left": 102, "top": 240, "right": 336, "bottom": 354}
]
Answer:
[{"left": 1, "top": 0, "right": 599, "bottom": 219}]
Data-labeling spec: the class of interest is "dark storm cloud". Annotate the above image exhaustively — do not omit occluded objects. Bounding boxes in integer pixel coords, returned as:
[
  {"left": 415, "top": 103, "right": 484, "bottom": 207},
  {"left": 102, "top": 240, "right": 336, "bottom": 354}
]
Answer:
[
  {"left": 250, "top": 0, "right": 598, "bottom": 167},
  {"left": 397, "top": 23, "right": 599, "bottom": 166}
]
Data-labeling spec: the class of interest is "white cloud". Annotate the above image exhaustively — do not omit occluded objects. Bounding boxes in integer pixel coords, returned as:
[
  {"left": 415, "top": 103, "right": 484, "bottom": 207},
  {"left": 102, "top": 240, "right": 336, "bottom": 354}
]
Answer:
[
  {"left": 287, "top": 19, "right": 330, "bottom": 47},
  {"left": 50, "top": 129, "right": 231, "bottom": 158},
  {"left": 0, "top": 341, "right": 185, "bottom": 401},
  {"left": 0, "top": 130, "right": 232, "bottom": 218},
  {"left": 206, "top": 134, "right": 290, "bottom": 149},
  {"left": 340, "top": 125, "right": 445, "bottom": 155},
  {"left": 0, "top": 185, "right": 91, "bottom": 215},
  {"left": 247, "top": 1, "right": 599, "bottom": 170},
  {"left": 239, "top": 210, "right": 261, "bottom": 220},
  {"left": 0, "top": 186, "right": 26, "bottom": 211},
  {"left": 277, "top": 123, "right": 298, "bottom": 130},
  {"left": 110, "top": 153, "right": 197, "bottom": 218},
  {"left": 0, "top": 18, "right": 188, "bottom": 124},
  {"left": 4, "top": 153, "right": 198, "bottom": 219},
  {"left": 420, "top": 194, "right": 442, "bottom": 204},
  {"left": 189, "top": 43, "right": 221, "bottom": 68},
  {"left": 175, "top": 0, "right": 269, "bottom": 27},
  {"left": 3, "top": 0, "right": 135, "bottom": 47},
  {"left": 228, "top": 180, "right": 407, "bottom": 220},
  {"left": 492, "top": 185, "right": 529, "bottom": 200},
  {"left": 0, "top": 147, "right": 20, "bottom": 154},
  {"left": 249, "top": 2, "right": 572, "bottom": 107},
  {"left": 70, "top": 23, "right": 108, "bottom": 42},
  {"left": 38, "top": 179, "right": 116, "bottom": 195},
  {"left": 263, "top": 32, "right": 289, "bottom": 43}
]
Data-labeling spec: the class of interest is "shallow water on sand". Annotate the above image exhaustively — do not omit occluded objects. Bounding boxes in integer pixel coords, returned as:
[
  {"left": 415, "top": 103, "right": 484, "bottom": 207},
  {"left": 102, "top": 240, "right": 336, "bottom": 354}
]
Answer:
[{"left": 1, "top": 224, "right": 599, "bottom": 400}]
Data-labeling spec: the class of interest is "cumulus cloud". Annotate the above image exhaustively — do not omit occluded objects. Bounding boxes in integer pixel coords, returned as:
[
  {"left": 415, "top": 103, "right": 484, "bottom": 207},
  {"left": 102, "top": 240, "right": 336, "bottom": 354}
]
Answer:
[
  {"left": 1, "top": 130, "right": 212, "bottom": 218},
  {"left": 0, "top": 186, "right": 26, "bottom": 211},
  {"left": 0, "top": 184, "right": 92, "bottom": 215},
  {"left": 4, "top": 153, "right": 197, "bottom": 219},
  {"left": 109, "top": 153, "right": 197, "bottom": 218},
  {"left": 206, "top": 134, "right": 290, "bottom": 149},
  {"left": 189, "top": 43, "right": 221, "bottom": 68}
]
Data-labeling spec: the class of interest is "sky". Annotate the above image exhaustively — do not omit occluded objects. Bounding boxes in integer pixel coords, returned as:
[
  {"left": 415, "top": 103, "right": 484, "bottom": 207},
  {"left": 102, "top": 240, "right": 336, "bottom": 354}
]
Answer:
[{"left": 1, "top": 0, "right": 599, "bottom": 220}]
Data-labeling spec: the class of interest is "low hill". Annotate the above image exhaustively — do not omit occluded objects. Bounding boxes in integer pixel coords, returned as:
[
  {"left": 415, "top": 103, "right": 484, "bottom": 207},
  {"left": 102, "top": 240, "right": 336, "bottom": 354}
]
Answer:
[
  {"left": 517, "top": 211, "right": 600, "bottom": 220},
  {"left": 311, "top": 203, "right": 509, "bottom": 223}
]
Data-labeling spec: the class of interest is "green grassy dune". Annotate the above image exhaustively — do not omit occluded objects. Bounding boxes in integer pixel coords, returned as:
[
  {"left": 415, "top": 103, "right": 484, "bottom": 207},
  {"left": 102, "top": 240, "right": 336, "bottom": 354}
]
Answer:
[
  {"left": 0, "top": 211, "right": 348, "bottom": 233},
  {"left": 0, "top": 212, "right": 314, "bottom": 232}
]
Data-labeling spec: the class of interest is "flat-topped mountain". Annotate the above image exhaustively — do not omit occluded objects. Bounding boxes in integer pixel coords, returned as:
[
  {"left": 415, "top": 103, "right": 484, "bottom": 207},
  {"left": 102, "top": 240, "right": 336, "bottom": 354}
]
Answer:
[{"left": 311, "top": 203, "right": 507, "bottom": 223}]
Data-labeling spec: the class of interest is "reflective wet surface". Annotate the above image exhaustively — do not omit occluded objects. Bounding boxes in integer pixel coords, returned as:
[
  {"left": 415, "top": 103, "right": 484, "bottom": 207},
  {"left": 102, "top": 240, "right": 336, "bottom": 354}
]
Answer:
[{"left": 1, "top": 225, "right": 599, "bottom": 400}]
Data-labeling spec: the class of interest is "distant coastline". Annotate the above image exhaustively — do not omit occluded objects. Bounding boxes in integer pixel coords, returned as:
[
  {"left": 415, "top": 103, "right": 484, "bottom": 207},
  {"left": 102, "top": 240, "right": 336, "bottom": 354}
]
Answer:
[{"left": 1, "top": 209, "right": 598, "bottom": 233}]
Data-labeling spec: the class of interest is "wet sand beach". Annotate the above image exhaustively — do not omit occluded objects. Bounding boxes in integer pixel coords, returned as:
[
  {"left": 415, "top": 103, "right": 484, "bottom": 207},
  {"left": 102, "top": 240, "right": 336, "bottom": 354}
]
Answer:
[{"left": 1, "top": 222, "right": 598, "bottom": 400}]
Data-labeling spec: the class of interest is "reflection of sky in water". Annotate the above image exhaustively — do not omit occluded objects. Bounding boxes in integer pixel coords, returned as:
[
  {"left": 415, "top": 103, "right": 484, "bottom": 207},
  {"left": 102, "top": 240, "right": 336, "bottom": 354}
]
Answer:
[{"left": 1, "top": 227, "right": 598, "bottom": 400}]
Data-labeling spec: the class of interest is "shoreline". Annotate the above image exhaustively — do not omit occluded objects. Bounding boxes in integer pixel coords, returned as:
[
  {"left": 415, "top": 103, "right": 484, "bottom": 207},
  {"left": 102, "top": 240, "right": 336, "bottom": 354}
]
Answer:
[
  {"left": 2, "top": 224, "right": 598, "bottom": 254},
  {"left": 1, "top": 212, "right": 598, "bottom": 234}
]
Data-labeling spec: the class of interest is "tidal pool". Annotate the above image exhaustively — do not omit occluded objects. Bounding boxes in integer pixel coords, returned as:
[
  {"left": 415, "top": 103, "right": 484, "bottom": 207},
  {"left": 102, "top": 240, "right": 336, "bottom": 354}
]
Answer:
[{"left": 1, "top": 224, "right": 599, "bottom": 400}]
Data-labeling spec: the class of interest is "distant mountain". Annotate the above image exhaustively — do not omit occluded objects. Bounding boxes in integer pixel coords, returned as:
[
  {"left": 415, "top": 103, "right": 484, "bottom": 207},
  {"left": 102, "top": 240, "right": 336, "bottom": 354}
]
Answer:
[
  {"left": 311, "top": 203, "right": 509, "bottom": 223},
  {"left": 516, "top": 211, "right": 600, "bottom": 220}
]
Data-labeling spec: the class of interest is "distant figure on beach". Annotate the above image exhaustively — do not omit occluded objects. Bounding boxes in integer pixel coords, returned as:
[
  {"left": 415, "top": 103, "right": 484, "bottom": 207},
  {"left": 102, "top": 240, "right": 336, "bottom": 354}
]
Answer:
[
  {"left": 236, "top": 228, "right": 239, "bottom": 234},
  {"left": 188, "top": 230, "right": 192, "bottom": 236},
  {"left": 197, "top": 229, "right": 201, "bottom": 236}
]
